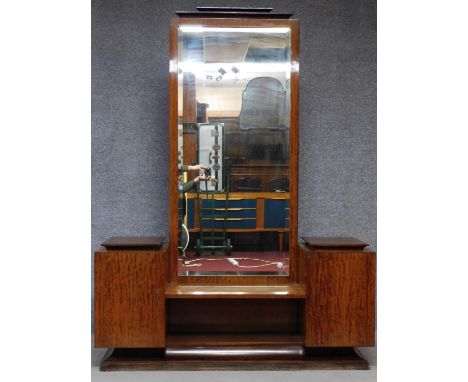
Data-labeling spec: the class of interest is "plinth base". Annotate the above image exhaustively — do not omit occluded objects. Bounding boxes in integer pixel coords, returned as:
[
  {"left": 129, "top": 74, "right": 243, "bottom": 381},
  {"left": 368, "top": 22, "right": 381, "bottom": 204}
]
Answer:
[{"left": 99, "top": 347, "right": 369, "bottom": 371}]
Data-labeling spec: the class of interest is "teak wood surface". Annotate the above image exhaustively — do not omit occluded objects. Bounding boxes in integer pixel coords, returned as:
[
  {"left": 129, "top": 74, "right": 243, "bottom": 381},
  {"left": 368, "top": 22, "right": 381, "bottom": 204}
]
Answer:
[
  {"left": 99, "top": 347, "right": 368, "bottom": 371},
  {"left": 166, "top": 299, "right": 304, "bottom": 335},
  {"left": 94, "top": 245, "right": 167, "bottom": 348},
  {"left": 301, "top": 245, "right": 376, "bottom": 347},
  {"left": 165, "top": 283, "right": 306, "bottom": 298},
  {"left": 165, "top": 334, "right": 303, "bottom": 347},
  {"left": 169, "top": 18, "right": 300, "bottom": 285},
  {"left": 100, "top": 236, "right": 164, "bottom": 250},
  {"left": 302, "top": 236, "right": 369, "bottom": 250}
]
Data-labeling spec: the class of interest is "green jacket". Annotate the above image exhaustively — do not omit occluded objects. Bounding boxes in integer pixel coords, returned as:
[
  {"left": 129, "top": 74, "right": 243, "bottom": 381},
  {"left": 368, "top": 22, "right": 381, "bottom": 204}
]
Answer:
[{"left": 179, "top": 164, "right": 196, "bottom": 193}]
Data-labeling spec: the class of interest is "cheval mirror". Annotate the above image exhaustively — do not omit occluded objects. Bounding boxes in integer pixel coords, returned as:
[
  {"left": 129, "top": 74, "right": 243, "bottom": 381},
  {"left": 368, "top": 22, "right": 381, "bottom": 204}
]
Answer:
[{"left": 170, "top": 14, "right": 299, "bottom": 280}]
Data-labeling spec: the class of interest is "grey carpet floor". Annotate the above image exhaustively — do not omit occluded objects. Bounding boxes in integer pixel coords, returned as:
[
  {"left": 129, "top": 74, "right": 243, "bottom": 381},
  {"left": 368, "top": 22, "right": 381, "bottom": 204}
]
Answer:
[{"left": 92, "top": 367, "right": 376, "bottom": 382}]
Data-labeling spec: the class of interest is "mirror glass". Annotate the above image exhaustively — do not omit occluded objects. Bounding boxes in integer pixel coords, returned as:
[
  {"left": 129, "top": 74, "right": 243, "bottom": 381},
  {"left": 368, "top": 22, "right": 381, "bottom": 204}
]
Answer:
[{"left": 177, "top": 26, "right": 291, "bottom": 276}]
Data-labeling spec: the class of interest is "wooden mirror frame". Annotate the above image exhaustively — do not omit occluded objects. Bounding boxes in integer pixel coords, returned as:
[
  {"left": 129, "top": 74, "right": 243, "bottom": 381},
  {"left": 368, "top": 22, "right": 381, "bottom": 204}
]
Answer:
[{"left": 168, "top": 17, "right": 300, "bottom": 285}]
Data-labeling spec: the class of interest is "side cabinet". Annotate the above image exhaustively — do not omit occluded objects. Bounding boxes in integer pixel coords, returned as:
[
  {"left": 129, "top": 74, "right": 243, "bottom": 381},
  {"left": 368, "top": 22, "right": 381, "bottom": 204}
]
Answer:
[
  {"left": 94, "top": 245, "right": 167, "bottom": 348},
  {"left": 303, "top": 246, "right": 376, "bottom": 347}
]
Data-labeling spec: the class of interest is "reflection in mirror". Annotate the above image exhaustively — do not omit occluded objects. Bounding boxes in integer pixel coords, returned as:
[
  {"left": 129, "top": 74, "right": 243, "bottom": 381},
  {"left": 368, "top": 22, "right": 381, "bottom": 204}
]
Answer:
[{"left": 177, "top": 26, "right": 291, "bottom": 276}]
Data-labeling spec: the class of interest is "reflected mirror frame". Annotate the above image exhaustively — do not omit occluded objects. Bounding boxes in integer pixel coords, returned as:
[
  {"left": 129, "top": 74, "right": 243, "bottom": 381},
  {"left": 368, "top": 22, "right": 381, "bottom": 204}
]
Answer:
[{"left": 169, "top": 17, "right": 300, "bottom": 283}]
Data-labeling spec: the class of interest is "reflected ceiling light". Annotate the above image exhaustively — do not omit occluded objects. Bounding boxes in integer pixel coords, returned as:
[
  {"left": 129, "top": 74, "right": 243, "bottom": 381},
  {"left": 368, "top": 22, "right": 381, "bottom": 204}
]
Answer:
[
  {"left": 216, "top": 67, "right": 226, "bottom": 81},
  {"left": 179, "top": 26, "right": 204, "bottom": 33},
  {"left": 178, "top": 62, "right": 291, "bottom": 75},
  {"left": 179, "top": 26, "right": 290, "bottom": 34}
]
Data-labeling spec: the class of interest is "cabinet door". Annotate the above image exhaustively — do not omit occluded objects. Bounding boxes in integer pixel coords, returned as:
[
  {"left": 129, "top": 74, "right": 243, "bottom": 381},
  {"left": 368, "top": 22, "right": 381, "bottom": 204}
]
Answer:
[
  {"left": 264, "top": 199, "right": 289, "bottom": 228},
  {"left": 94, "top": 250, "right": 165, "bottom": 348},
  {"left": 305, "top": 251, "right": 376, "bottom": 347}
]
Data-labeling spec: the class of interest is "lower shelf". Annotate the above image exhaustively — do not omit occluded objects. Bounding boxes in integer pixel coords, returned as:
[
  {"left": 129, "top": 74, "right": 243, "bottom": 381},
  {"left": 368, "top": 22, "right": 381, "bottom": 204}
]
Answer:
[
  {"left": 166, "top": 334, "right": 303, "bottom": 347},
  {"left": 99, "top": 346, "right": 369, "bottom": 371}
]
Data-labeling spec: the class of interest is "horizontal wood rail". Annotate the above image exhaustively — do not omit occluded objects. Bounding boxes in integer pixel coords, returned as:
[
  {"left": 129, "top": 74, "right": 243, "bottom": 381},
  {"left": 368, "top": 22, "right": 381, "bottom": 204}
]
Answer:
[
  {"left": 165, "top": 283, "right": 306, "bottom": 299},
  {"left": 166, "top": 334, "right": 303, "bottom": 347}
]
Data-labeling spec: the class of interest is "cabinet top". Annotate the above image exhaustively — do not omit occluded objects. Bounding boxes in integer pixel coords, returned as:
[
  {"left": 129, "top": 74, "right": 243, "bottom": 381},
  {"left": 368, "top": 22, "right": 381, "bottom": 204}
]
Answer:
[
  {"left": 101, "top": 236, "right": 164, "bottom": 250},
  {"left": 301, "top": 237, "right": 369, "bottom": 251}
]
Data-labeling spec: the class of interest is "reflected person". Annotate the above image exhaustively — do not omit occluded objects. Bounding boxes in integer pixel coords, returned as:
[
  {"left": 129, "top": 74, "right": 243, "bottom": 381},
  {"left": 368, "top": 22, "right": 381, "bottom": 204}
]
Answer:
[{"left": 178, "top": 163, "right": 211, "bottom": 193}]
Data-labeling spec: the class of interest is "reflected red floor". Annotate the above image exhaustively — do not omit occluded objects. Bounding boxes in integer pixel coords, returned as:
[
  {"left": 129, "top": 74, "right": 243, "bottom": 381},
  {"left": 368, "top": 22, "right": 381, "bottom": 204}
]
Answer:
[{"left": 178, "top": 251, "right": 289, "bottom": 273}]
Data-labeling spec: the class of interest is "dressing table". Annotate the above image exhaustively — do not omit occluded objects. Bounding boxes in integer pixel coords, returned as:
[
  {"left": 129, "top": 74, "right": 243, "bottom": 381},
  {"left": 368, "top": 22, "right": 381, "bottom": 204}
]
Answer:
[{"left": 94, "top": 7, "right": 376, "bottom": 371}]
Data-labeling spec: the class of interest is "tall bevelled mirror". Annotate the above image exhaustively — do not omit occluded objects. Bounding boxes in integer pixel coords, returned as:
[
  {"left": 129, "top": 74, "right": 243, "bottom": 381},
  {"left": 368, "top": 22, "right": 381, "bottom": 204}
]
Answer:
[{"left": 177, "top": 25, "right": 292, "bottom": 276}]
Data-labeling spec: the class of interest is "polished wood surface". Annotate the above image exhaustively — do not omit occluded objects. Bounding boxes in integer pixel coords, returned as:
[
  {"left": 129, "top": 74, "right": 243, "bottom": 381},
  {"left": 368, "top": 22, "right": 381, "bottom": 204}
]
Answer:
[
  {"left": 165, "top": 283, "right": 306, "bottom": 298},
  {"left": 166, "top": 334, "right": 303, "bottom": 347},
  {"left": 302, "top": 236, "right": 369, "bottom": 250},
  {"left": 182, "top": 129, "right": 197, "bottom": 180},
  {"left": 289, "top": 19, "right": 300, "bottom": 283},
  {"left": 99, "top": 347, "right": 368, "bottom": 371},
  {"left": 302, "top": 245, "right": 376, "bottom": 347},
  {"left": 167, "top": 299, "right": 303, "bottom": 334},
  {"left": 94, "top": 245, "right": 167, "bottom": 348},
  {"left": 169, "top": 17, "right": 300, "bottom": 285},
  {"left": 182, "top": 72, "right": 196, "bottom": 125},
  {"left": 169, "top": 18, "right": 179, "bottom": 282},
  {"left": 256, "top": 198, "right": 265, "bottom": 228},
  {"left": 100, "top": 236, "right": 164, "bottom": 250}
]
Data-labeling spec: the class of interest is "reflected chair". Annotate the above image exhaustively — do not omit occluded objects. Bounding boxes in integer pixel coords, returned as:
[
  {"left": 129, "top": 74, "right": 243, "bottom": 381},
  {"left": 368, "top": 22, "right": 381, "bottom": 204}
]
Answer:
[
  {"left": 235, "top": 177, "right": 263, "bottom": 192},
  {"left": 239, "top": 77, "right": 289, "bottom": 162},
  {"left": 269, "top": 177, "right": 290, "bottom": 192}
]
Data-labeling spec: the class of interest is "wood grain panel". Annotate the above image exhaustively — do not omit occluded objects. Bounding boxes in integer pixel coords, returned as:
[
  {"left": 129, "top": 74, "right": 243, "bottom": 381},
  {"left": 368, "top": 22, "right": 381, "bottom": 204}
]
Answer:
[
  {"left": 304, "top": 249, "right": 376, "bottom": 347},
  {"left": 182, "top": 130, "right": 197, "bottom": 180},
  {"left": 94, "top": 246, "right": 167, "bottom": 348},
  {"left": 167, "top": 299, "right": 303, "bottom": 334},
  {"left": 289, "top": 19, "right": 300, "bottom": 282},
  {"left": 99, "top": 347, "right": 369, "bottom": 371},
  {"left": 182, "top": 72, "right": 197, "bottom": 124},
  {"left": 169, "top": 18, "right": 179, "bottom": 282},
  {"left": 256, "top": 198, "right": 265, "bottom": 228},
  {"left": 302, "top": 237, "right": 368, "bottom": 250},
  {"left": 166, "top": 334, "right": 303, "bottom": 347},
  {"left": 166, "top": 283, "right": 305, "bottom": 299}
]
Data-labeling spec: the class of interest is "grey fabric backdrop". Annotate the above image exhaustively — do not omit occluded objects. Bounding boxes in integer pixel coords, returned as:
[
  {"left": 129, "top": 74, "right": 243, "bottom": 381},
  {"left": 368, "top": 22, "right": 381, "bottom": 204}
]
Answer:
[{"left": 92, "top": 0, "right": 376, "bottom": 365}]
